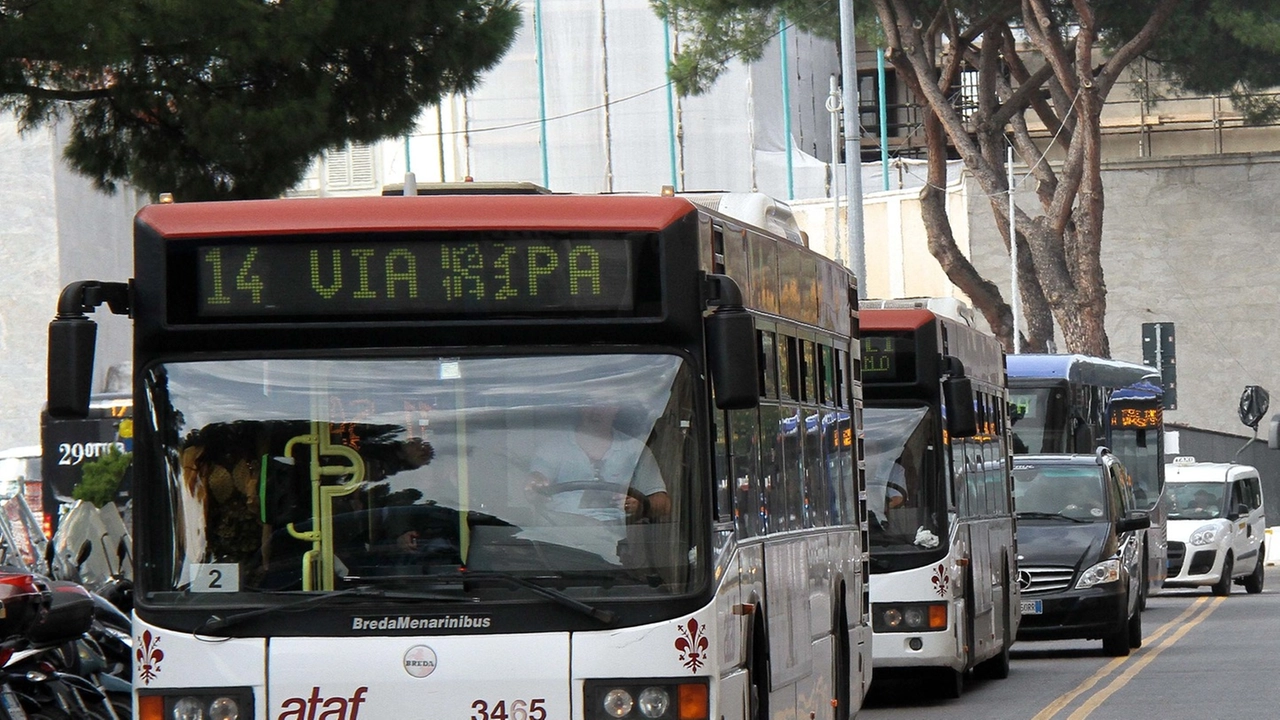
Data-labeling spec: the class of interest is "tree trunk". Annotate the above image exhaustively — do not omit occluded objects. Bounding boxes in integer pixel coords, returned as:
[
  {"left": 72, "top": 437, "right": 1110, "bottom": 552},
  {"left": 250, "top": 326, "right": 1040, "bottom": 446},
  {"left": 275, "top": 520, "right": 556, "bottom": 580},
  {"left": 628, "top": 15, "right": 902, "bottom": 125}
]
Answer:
[{"left": 918, "top": 112, "right": 1018, "bottom": 349}]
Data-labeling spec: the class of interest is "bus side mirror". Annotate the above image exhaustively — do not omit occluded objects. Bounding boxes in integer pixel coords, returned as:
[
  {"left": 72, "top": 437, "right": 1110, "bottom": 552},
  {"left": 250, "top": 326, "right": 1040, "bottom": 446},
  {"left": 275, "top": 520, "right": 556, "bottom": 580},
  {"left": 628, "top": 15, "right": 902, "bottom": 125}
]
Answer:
[
  {"left": 48, "top": 280, "right": 131, "bottom": 419},
  {"left": 1270, "top": 415, "right": 1280, "bottom": 449},
  {"left": 48, "top": 315, "right": 98, "bottom": 419},
  {"left": 944, "top": 375, "right": 977, "bottom": 438},
  {"left": 703, "top": 274, "right": 759, "bottom": 411},
  {"left": 705, "top": 308, "right": 759, "bottom": 410}
]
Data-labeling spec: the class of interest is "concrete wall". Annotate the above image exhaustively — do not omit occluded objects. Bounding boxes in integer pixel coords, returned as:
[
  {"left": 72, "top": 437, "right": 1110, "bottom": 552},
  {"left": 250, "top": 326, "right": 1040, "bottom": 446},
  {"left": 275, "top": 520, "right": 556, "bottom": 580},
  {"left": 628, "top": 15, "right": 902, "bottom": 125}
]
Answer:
[
  {"left": 967, "top": 152, "right": 1280, "bottom": 437},
  {"left": 0, "top": 117, "right": 139, "bottom": 451},
  {"left": 791, "top": 179, "right": 973, "bottom": 303}
]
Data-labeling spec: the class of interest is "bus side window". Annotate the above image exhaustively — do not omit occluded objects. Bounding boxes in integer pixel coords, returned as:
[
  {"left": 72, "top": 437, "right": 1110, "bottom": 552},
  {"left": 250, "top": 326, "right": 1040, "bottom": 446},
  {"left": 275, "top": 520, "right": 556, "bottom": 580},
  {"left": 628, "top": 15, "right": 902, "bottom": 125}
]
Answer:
[
  {"left": 714, "top": 411, "right": 733, "bottom": 524},
  {"left": 819, "top": 344, "right": 836, "bottom": 407},
  {"left": 779, "top": 402, "right": 805, "bottom": 530},
  {"left": 760, "top": 331, "right": 779, "bottom": 400},
  {"left": 802, "top": 340, "right": 818, "bottom": 405},
  {"left": 836, "top": 348, "right": 851, "bottom": 407},
  {"left": 803, "top": 406, "right": 828, "bottom": 528},
  {"left": 778, "top": 336, "right": 798, "bottom": 402},
  {"left": 730, "top": 408, "right": 763, "bottom": 538},
  {"left": 759, "top": 403, "right": 784, "bottom": 535}
]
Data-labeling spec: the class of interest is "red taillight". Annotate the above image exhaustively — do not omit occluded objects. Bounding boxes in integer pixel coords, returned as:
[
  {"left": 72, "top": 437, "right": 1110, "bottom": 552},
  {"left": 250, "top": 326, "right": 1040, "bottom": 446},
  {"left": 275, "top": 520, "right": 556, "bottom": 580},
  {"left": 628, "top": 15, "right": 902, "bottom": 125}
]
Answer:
[{"left": 0, "top": 573, "right": 38, "bottom": 593}]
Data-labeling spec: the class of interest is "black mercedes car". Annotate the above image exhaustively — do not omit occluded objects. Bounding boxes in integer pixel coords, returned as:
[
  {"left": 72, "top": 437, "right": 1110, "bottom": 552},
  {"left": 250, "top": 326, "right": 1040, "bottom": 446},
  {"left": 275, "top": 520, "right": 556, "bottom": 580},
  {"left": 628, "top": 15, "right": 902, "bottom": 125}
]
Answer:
[{"left": 1013, "top": 451, "right": 1151, "bottom": 656}]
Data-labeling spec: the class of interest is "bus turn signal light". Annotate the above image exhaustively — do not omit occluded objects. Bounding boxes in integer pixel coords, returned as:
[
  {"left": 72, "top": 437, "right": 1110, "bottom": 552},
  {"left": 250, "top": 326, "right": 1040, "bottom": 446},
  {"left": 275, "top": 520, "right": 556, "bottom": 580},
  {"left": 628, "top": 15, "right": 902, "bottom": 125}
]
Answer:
[
  {"left": 677, "top": 681, "right": 709, "bottom": 719},
  {"left": 929, "top": 603, "right": 948, "bottom": 629},
  {"left": 138, "top": 695, "right": 164, "bottom": 720}
]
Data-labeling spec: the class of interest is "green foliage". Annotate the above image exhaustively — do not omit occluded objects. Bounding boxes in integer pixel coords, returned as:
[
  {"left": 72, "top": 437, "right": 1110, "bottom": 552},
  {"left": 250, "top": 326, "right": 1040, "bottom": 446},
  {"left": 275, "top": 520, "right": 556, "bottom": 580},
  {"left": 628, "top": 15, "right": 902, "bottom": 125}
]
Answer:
[
  {"left": 654, "top": 0, "right": 846, "bottom": 96},
  {"left": 0, "top": 0, "right": 522, "bottom": 200},
  {"left": 74, "top": 447, "right": 132, "bottom": 508},
  {"left": 1108, "top": 0, "right": 1280, "bottom": 124}
]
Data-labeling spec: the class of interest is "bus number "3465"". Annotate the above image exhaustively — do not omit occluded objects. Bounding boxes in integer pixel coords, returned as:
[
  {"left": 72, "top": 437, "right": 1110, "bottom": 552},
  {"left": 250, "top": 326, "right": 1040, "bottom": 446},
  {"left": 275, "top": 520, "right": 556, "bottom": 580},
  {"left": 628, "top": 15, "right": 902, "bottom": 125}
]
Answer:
[{"left": 470, "top": 698, "right": 547, "bottom": 720}]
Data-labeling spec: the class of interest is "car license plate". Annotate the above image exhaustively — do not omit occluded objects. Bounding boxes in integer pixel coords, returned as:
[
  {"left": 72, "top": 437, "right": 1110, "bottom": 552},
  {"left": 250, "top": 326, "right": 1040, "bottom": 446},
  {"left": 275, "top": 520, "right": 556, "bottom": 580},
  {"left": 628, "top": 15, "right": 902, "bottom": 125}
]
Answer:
[{"left": 1020, "top": 599, "right": 1043, "bottom": 615}]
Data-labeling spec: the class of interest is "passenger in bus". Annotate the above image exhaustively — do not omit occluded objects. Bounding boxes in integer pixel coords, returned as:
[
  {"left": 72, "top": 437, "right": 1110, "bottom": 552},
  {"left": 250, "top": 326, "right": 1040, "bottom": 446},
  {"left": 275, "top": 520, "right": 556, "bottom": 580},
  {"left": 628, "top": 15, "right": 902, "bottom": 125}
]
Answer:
[
  {"left": 883, "top": 456, "right": 908, "bottom": 509},
  {"left": 526, "top": 404, "right": 670, "bottom": 524}
]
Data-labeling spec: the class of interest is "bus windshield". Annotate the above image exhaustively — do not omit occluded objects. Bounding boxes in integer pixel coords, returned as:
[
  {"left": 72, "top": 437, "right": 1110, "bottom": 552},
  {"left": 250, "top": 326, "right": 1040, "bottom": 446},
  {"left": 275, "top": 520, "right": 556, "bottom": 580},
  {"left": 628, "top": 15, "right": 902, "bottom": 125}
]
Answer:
[
  {"left": 1109, "top": 426, "right": 1162, "bottom": 510},
  {"left": 864, "top": 406, "right": 940, "bottom": 551},
  {"left": 143, "top": 353, "right": 703, "bottom": 603},
  {"left": 1008, "top": 386, "right": 1068, "bottom": 454}
]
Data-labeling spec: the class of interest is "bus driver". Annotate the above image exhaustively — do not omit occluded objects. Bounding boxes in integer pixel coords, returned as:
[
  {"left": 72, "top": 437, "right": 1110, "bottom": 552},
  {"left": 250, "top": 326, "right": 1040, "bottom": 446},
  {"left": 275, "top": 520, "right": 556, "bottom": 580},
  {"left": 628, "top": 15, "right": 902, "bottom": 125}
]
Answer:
[{"left": 526, "top": 404, "right": 671, "bottom": 524}]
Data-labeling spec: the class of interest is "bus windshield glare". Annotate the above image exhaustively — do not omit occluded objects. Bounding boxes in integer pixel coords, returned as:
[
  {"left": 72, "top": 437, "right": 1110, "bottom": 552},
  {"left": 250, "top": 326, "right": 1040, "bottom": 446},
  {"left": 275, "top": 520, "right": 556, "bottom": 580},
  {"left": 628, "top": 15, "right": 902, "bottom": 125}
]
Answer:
[
  {"left": 143, "top": 353, "right": 703, "bottom": 602},
  {"left": 863, "top": 405, "right": 941, "bottom": 551}
]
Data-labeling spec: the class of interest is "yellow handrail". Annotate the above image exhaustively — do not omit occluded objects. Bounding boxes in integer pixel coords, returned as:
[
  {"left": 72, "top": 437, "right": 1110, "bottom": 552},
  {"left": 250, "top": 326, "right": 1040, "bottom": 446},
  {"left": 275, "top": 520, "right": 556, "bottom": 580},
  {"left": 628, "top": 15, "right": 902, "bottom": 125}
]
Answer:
[{"left": 284, "top": 421, "right": 365, "bottom": 590}]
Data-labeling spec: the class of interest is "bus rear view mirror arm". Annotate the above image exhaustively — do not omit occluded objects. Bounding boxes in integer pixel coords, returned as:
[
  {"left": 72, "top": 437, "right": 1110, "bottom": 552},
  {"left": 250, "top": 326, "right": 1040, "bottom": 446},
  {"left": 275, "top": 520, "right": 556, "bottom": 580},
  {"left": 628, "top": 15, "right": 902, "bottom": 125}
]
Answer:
[{"left": 47, "top": 280, "right": 132, "bottom": 419}]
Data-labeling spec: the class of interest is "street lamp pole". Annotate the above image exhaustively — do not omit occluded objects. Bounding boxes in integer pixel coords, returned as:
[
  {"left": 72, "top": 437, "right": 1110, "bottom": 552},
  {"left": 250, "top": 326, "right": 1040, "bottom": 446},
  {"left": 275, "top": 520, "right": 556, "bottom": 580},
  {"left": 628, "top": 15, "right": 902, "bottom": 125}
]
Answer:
[{"left": 838, "top": 0, "right": 865, "bottom": 298}]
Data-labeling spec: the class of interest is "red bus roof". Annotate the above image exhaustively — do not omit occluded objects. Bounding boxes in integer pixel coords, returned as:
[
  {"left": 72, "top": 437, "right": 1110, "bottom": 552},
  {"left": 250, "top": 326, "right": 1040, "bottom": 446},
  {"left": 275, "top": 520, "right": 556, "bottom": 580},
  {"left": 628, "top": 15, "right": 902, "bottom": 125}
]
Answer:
[
  {"left": 136, "top": 195, "right": 699, "bottom": 238},
  {"left": 859, "top": 308, "right": 936, "bottom": 331}
]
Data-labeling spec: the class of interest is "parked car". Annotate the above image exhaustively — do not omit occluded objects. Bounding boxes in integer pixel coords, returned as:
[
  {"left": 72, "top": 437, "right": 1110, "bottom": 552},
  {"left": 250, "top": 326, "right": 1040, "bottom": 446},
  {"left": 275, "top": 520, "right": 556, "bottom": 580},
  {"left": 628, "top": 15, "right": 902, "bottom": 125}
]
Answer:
[
  {"left": 1012, "top": 450, "right": 1151, "bottom": 656},
  {"left": 1164, "top": 457, "right": 1265, "bottom": 595}
]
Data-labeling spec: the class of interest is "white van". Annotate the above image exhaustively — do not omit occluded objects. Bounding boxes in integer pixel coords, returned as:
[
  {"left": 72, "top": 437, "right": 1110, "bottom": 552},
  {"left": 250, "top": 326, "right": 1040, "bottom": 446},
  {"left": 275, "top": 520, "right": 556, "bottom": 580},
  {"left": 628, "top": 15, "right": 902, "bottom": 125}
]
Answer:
[{"left": 1164, "top": 457, "right": 1266, "bottom": 595}]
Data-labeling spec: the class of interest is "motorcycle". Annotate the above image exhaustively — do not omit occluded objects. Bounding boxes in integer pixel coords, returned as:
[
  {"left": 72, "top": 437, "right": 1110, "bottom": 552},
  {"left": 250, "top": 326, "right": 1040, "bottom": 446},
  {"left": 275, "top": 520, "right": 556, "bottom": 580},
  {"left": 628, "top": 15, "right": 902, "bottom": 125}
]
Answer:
[{"left": 0, "top": 498, "right": 131, "bottom": 718}]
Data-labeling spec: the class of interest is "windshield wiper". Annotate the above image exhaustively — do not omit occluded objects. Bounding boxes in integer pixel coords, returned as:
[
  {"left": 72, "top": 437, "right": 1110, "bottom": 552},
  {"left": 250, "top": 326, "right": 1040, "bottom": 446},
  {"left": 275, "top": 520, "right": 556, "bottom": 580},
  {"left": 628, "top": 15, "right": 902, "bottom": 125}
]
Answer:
[
  {"left": 1016, "top": 511, "right": 1088, "bottom": 523},
  {"left": 198, "top": 586, "right": 458, "bottom": 634},
  {"left": 413, "top": 570, "right": 616, "bottom": 625}
]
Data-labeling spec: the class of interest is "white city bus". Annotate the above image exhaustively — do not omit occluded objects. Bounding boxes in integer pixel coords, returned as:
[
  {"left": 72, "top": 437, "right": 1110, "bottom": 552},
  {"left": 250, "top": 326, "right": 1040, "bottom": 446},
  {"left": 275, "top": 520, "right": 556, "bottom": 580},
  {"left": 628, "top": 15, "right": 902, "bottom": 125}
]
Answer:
[
  {"left": 47, "top": 191, "right": 870, "bottom": 720},
  {"left": 859, "top": 299, "right": 1019, "bottom": 698}
]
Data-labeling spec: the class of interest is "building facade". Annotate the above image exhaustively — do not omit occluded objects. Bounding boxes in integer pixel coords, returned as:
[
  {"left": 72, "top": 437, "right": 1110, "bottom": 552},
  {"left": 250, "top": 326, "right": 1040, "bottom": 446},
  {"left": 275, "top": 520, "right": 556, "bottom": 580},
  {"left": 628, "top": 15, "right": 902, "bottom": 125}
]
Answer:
[{"left": 0, "top": 120, "right": 139, "bottom": 450}]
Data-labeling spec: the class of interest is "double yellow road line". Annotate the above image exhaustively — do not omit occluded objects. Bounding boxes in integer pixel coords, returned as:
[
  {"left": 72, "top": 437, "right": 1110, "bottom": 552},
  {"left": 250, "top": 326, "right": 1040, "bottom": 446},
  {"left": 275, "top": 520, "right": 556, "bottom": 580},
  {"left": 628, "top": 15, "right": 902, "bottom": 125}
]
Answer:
[{"left": 1032, "top": 596, "right": 1225, "bottom": 719}]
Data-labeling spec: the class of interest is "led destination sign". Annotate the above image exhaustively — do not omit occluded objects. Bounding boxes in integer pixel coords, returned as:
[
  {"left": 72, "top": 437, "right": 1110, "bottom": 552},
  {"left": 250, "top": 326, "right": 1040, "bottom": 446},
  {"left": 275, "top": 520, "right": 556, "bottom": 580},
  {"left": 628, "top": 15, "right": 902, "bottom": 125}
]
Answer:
[
  {"left": 1112, "top": 407, "right": 1162, "bottom": 429},
  {"left": 192, "top": 237, "right": 641, "bottom": 319},
  {"left": 862, "top": 333, "right": 916, "bottom": 383}
]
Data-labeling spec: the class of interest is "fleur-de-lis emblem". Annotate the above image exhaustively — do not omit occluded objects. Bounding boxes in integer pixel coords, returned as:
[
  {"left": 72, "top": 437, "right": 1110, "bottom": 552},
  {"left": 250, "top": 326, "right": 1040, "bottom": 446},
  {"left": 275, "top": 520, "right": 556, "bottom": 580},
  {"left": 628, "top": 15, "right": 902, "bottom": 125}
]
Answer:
[
  {"left": 931, "top": 563, "right": 950, "bottom": 598},
  {"left": 137, "top": 630, "right": 164, "bottom": 685},
  {"left": 675, "top": 618, "right": 709, "bottom": 673}
]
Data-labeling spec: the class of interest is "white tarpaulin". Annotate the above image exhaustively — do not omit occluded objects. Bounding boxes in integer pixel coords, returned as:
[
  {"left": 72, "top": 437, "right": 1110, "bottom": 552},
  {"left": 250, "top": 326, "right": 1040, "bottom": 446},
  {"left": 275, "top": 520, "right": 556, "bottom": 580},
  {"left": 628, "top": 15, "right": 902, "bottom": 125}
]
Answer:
[{"left": 427, "top": 0, "right": 844, "bottom": 199}]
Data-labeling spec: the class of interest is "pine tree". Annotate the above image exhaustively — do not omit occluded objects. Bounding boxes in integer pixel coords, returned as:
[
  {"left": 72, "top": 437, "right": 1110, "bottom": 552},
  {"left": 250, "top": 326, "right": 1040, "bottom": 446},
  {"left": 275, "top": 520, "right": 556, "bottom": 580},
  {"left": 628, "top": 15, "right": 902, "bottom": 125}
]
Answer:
[{"left": 0, "top": 0, "right": 522, "bottom": 200}]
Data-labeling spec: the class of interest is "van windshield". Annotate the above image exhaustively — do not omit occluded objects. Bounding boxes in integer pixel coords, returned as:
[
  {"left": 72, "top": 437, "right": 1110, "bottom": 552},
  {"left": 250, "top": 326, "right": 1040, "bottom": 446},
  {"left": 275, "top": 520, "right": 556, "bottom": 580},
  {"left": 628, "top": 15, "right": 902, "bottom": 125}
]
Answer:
[{"left": 1167, "top": 482, "right": 1224, "bottom": 520}]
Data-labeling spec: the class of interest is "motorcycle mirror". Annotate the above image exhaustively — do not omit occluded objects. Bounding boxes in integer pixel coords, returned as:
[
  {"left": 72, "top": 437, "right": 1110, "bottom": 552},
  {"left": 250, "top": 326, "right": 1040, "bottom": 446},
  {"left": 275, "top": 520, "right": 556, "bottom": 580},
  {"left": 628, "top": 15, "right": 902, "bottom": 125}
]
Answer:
[{"left": 76, "top": 539, "right": 93, "bottom": 567}]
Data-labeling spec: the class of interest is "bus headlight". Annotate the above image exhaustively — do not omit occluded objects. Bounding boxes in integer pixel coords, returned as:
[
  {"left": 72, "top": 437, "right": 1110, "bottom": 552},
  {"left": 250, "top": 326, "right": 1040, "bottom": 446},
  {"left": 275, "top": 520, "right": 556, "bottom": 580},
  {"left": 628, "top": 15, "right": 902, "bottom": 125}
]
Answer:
[
  {"left": 209, "top": 697, "right": 240, "bottom": 720},
  {"left": 637, "top": 687, "right": 671, "bottom": 718},
  {"left": 138, "top": 688, "right": 253, "bottom": 720},
  {"left": 585, "top": 678, "right": 709, "bottom": 719},
  {"left": 872, "top": 602, "right": 947, "bottom": 632},
  {"left": 1075, "top": 559, "right": 1121, "bottom": 589},
  {"left": 1189, "top": 525, "right": 1218, "bottom": 546},
  {"left": 603, "top": 689, "right": 634, "bottom": 718},
  {"left": 172, "top": 698, "right": 204, "bottom": 720}
]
